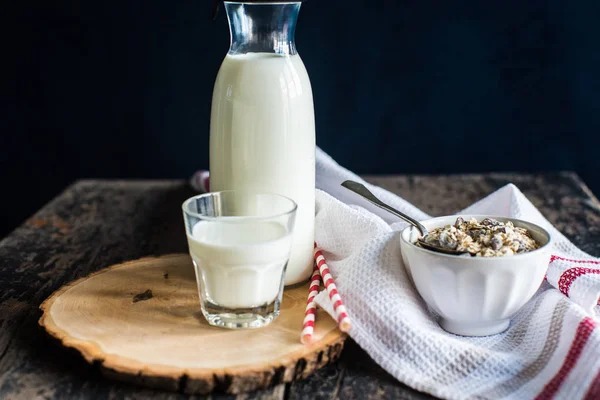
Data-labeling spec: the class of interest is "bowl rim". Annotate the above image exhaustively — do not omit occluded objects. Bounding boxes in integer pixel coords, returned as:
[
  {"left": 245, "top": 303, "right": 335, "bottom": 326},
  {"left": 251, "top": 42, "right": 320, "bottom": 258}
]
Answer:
[{"left": 400, "top": 214, "right": 553, "bottom": 262}]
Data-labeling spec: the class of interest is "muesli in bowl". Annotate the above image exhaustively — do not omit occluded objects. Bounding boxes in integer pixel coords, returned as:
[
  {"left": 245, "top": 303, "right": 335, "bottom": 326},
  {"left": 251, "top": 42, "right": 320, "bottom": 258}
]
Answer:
[
  {"left": 400, "top": 215, "right": 552, "bottom": 336},
  {"left": 418, "top": 217, "right": 540, "bottom": 257}
]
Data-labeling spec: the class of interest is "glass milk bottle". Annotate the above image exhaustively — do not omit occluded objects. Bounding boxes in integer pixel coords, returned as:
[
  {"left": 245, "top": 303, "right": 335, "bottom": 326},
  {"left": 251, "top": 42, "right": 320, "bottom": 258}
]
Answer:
[{"left": 210, "top": 1, "right": 315, "bottom": 285}]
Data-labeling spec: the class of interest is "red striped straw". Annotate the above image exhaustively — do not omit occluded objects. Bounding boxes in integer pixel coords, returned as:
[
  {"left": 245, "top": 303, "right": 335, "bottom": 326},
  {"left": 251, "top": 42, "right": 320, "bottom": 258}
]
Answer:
[
  {"left": 300, "top": 263, "right": 321, "bottom": 344},
  {"left": 313, "top": 244, "right": 352, "bottom": 332}
]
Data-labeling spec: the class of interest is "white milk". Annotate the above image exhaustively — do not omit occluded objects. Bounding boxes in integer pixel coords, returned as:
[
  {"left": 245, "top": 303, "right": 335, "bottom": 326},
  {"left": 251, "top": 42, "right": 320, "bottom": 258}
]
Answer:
[
  {"left": 210, "top": 52, "right": 316, "bottom": 285},
  {"left": 187, "top": 220, "right": 292, "bottom": 309}
]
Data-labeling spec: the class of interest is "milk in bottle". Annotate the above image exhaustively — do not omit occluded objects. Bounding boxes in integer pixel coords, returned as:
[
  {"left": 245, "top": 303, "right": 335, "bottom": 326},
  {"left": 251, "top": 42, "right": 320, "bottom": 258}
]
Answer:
[{"left": 210, "top": 2, "right": 315, "bottom": 285}]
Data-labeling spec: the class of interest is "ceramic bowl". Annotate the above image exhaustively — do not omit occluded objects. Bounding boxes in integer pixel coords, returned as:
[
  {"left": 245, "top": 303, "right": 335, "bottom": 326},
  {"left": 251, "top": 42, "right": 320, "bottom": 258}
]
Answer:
[{"left": 400, "top": 215, "right": 552, "bottom": 336}]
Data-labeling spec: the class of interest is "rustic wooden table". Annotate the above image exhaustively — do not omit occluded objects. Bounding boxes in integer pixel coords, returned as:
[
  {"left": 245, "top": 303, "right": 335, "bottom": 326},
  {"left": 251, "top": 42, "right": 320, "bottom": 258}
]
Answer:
[{"left": 1, "top": 173, "right": 600, "bottom": 399}]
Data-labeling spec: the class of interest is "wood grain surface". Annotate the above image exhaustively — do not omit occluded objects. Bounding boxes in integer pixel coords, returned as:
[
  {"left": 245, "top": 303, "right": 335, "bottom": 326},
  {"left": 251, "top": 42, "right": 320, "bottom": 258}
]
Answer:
[
  {"left": 39, "top": 254, "right": 345, "bottom": 394},
  {"left": 1, "top": 173, "right": 599, "bottom": 399}
]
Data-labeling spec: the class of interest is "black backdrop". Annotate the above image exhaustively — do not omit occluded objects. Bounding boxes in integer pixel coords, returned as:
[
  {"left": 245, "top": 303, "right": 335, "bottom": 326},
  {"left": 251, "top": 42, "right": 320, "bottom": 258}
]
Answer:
[{"left": 4, "top": 0, "right": 600, "bottom": 237}]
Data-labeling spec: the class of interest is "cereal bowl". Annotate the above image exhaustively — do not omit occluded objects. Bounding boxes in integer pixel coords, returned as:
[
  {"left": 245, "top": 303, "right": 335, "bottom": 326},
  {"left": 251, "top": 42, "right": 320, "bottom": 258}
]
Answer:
[{"left": 400, "top": 215, "right": 552, "bottom": 336}]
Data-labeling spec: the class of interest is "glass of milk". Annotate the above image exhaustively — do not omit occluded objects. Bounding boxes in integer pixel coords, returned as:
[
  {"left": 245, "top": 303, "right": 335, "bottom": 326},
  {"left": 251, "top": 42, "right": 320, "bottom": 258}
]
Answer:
[{"left": 182, "top": 191, "right": 297, "bottom": 329}]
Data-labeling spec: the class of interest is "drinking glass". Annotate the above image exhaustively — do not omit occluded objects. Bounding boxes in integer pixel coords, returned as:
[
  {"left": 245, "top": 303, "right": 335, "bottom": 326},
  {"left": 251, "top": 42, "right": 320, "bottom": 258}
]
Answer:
[{"left": 182, "top": 191, "right": 297, "bottom": 329}]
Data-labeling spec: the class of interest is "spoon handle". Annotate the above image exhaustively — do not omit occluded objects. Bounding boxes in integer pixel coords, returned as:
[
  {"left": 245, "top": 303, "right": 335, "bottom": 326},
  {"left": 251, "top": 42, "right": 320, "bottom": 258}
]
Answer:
[{"left": 341, "top": 180, "right": 428, "bottom": 236}]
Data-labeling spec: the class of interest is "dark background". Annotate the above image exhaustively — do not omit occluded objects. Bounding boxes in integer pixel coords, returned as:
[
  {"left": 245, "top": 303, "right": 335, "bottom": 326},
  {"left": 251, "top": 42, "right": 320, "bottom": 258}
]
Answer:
[{"left": 4, "top": 0, "right": 600, "bottom": 238}]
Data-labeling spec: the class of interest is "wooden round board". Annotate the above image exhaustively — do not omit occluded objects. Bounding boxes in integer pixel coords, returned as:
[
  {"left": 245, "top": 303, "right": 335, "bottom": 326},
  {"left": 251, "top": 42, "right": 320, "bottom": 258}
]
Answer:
[{"left": 39, "top": 254, "right": 347, "bottom": 394}]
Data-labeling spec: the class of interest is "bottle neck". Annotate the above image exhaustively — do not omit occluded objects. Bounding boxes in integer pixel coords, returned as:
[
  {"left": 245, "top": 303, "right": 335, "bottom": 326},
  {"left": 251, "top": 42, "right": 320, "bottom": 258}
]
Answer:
[{"left": 224, "top": 2, "right": 301, "bottom": 56}]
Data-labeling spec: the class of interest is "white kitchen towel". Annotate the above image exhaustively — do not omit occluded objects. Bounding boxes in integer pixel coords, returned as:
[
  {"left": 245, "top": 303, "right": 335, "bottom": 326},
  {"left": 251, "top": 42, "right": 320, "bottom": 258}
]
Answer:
[{"left": 191, "top": 147, "right": 600, "bottom": 400}]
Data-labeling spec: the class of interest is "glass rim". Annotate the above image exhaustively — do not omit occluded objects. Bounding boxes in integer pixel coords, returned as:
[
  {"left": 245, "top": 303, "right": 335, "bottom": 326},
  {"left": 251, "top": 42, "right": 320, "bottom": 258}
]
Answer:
[{"left": 182, "top": 190, "right": 298, "bottom": 221}]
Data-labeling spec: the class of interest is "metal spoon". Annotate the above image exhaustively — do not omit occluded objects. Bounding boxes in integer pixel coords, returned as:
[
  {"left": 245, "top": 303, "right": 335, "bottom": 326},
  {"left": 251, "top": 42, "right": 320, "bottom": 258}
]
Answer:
[{"left": 340, "top": 180, "right": 469, "bottom": 255}]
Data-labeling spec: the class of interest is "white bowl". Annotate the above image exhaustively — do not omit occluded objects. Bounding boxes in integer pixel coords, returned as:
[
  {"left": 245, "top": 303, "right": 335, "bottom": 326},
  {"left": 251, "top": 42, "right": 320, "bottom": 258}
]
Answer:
[{"left": 400, "top": 215, "right": 552, "bottom": 336}]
